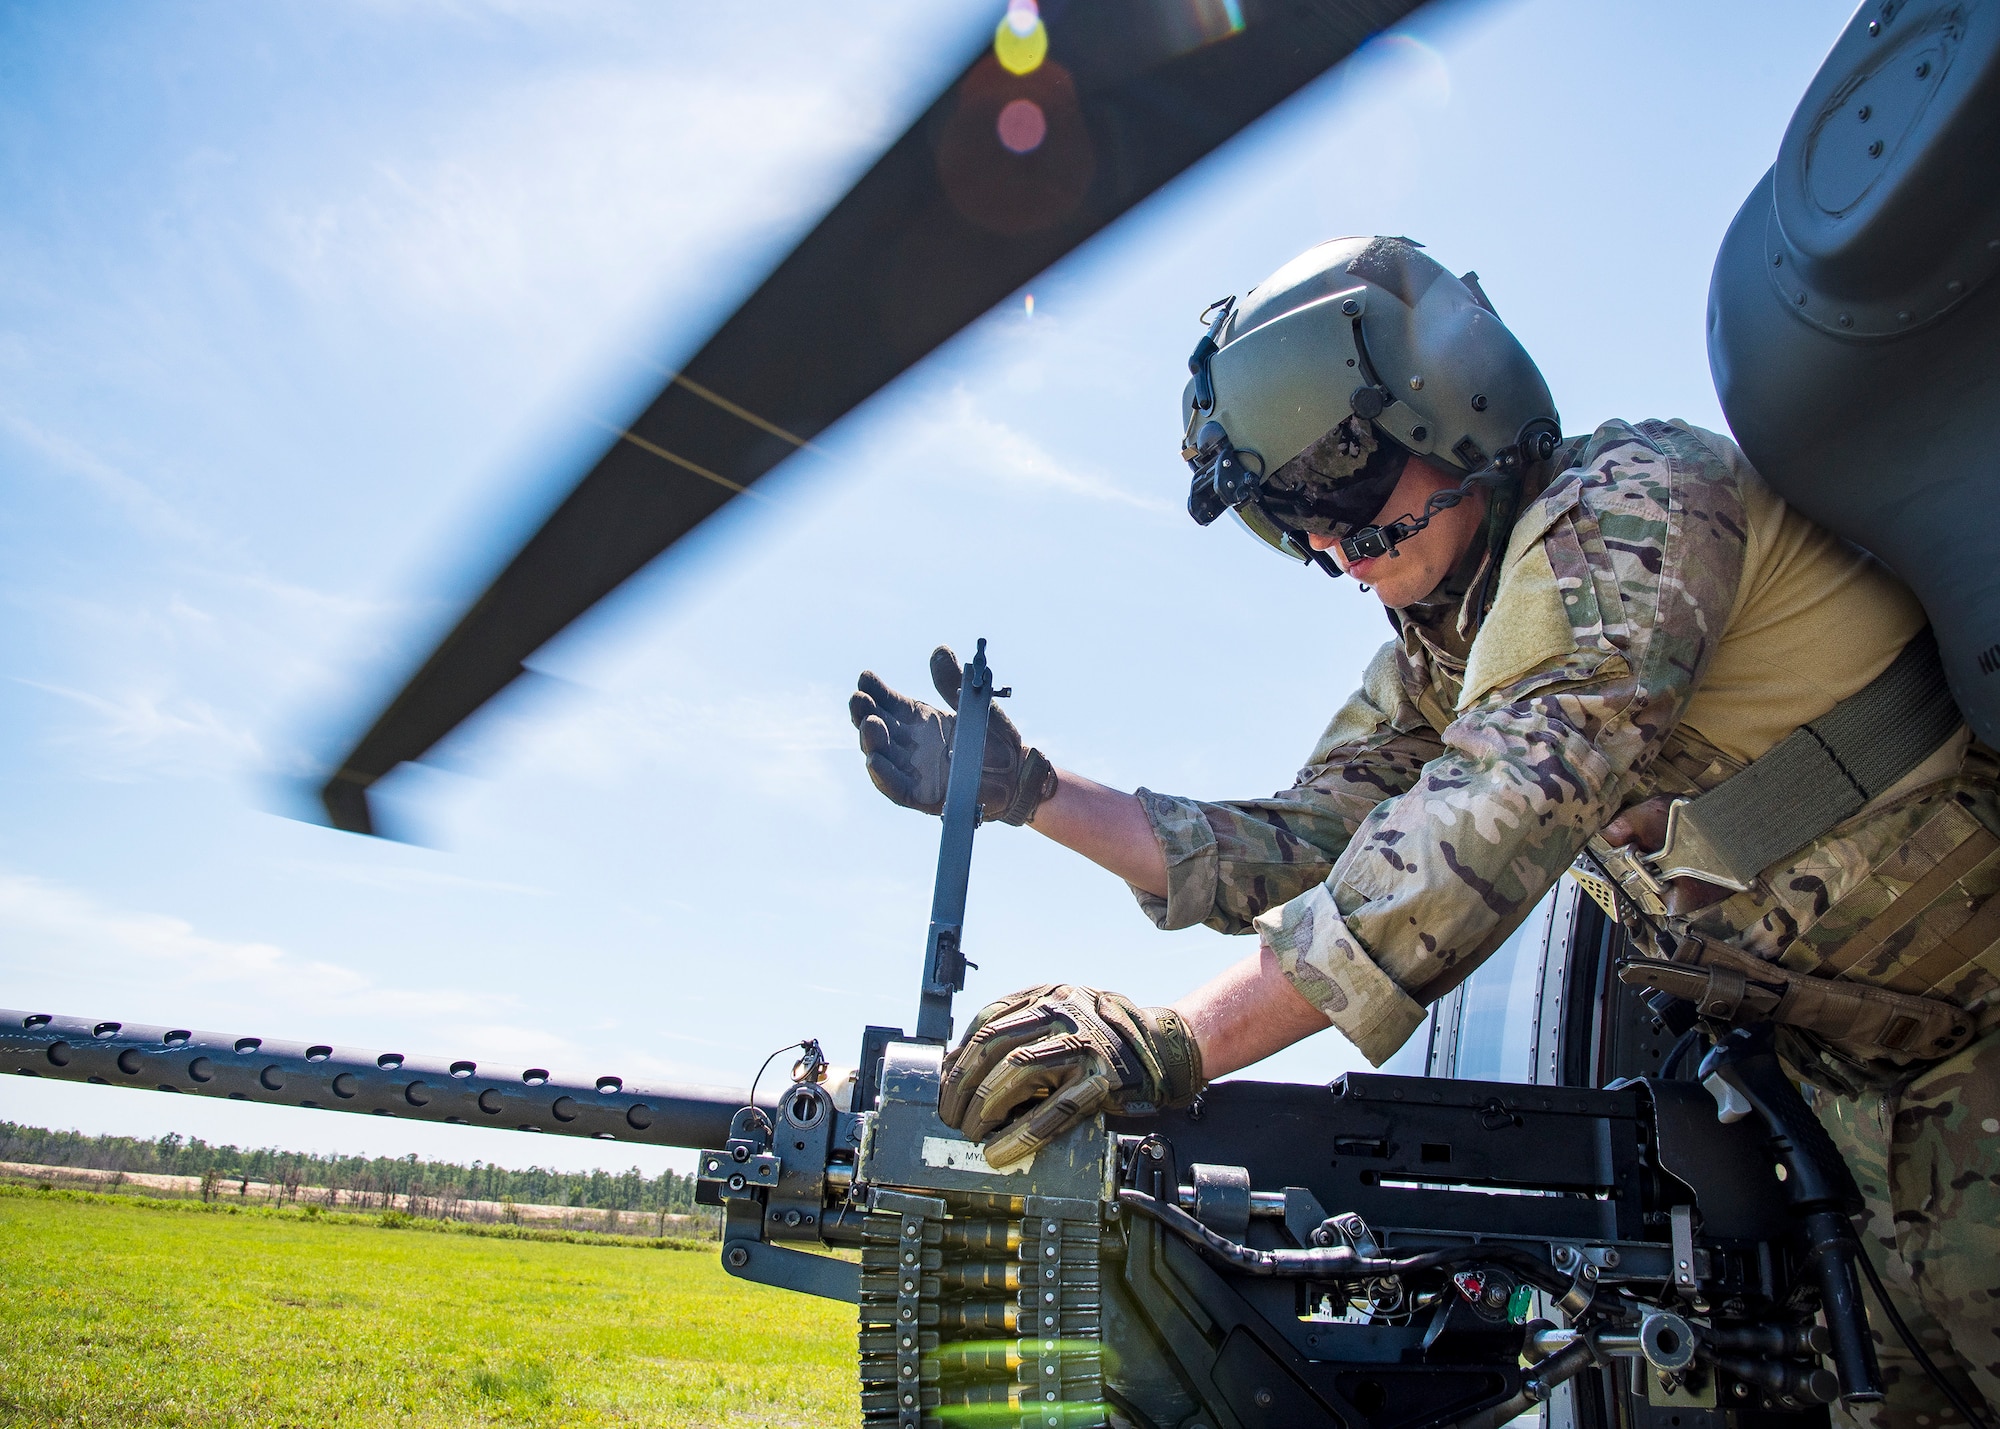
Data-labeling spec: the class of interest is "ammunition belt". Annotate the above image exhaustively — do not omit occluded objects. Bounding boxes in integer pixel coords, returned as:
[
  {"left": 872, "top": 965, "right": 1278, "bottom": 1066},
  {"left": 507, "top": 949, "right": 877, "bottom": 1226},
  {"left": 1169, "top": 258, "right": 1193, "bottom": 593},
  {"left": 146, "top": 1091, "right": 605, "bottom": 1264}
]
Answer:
[{"left": 858, "top": 1190, "right": 1106, "bottom": 1429}]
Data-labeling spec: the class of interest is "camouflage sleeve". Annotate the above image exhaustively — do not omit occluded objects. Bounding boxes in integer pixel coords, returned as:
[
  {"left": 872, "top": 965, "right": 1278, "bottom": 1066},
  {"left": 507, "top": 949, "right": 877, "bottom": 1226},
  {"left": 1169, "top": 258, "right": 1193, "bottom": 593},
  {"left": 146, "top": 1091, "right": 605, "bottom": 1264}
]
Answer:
[
  {"left": 1130, "top": 640, "right": 1443, "bottom": 934},
  {"left": 1256, "top": 422, "right": 1754, "bottom": 1064}
]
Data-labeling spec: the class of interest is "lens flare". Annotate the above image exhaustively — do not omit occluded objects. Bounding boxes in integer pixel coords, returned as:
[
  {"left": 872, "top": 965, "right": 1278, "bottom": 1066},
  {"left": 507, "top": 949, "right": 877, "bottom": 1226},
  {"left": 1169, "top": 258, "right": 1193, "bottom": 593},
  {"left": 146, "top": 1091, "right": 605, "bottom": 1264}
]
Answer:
[
  {"left": 937, "top": 51, "right": 1092, "bottom": 235},
  {"left": 1349, "top": 32, "right": 1452, "bottom": 108},
  {"left": 994, "top": 0, "right": 1048, "bottom": 76},
  {"left": 1157, "top": 0, "right": 1244, "bottom": 53},
  {"left": 1190, "top": 0, "right": 1244, "bottom": 38},
  {"left": 996, "top": 98, "right": 1047, "bottom": 154}
]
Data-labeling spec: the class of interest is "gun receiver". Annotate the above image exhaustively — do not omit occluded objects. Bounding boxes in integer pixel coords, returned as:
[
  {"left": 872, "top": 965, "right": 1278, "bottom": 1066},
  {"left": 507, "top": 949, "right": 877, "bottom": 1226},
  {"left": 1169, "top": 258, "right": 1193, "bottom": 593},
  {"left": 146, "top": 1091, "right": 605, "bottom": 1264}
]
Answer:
[{"left": 705, "top": 1039, "right": 1850, "bottom": 1429}]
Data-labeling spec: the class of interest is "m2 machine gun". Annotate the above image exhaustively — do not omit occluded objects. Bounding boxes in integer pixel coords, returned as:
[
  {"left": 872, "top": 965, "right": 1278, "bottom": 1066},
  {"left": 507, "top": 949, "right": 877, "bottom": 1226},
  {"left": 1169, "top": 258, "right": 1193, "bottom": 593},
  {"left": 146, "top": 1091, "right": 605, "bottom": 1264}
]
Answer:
[
  {"left": 691, "top": 644, "right": 1879, "bottom": 1429},
  {"left": 6, "top": 642, "right": 1886, "bottom": 1429}
]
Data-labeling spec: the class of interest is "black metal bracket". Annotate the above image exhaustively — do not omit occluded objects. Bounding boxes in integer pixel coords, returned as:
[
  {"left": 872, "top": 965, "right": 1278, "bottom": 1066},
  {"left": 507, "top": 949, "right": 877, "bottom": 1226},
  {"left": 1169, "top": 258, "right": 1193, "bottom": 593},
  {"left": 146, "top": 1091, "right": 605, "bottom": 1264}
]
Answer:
[{"left": 721, "top": 1236, "right": 860, "bottom": 1302}]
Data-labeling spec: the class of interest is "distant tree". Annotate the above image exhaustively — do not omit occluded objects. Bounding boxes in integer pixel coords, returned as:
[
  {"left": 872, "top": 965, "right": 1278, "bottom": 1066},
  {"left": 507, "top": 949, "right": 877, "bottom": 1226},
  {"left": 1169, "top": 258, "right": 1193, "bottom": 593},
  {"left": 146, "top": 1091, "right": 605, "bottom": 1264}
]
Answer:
[{"left": 0, "top": 1119, "right": 703, "bottom": 1216}]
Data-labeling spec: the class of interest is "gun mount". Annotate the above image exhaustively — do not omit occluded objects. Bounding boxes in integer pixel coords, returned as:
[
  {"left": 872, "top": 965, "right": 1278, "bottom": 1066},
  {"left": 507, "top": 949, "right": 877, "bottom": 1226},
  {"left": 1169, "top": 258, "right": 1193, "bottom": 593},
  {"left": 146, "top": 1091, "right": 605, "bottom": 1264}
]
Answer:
[
  {"left": 697, "top": 1035, "right": 1847, "bottom": 1429},
  {"left": 5, "top": 643, "right": 1872, "bottom": 1429}
]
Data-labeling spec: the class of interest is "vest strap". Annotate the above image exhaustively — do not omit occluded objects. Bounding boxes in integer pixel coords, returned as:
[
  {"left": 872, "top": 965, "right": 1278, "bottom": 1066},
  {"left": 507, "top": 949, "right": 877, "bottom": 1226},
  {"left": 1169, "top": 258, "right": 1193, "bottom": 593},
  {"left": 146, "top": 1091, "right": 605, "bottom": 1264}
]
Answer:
[{"left": 1618, "top": 629, "right": 1962, "bottom": 894}]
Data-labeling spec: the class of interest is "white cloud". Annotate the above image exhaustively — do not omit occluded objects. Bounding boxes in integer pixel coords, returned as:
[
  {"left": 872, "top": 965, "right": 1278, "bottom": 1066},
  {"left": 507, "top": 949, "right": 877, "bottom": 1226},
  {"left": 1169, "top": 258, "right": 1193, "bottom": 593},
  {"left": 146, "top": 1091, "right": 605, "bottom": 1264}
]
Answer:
[
  {"left": 0, "top": 872, "right": 490, "bottom": 1029},
  {"left": 0, "top": 871, "right": 752, "bottom": 1080},
  {"left": 13, "top": 678, "right": 266, "bottom": 781},
  {"left": 264, "top": 858, "right": 550, "bottom": 900},
  {"left": 503, "top": 678, "right": 855, "bottom": 809},
  {"left": 219, "top": 570, "right": 413, "bottom": 625},
  {"left": 896, "top": 386, "right": 1176, "bottom": 514},
  {"left": 257, "top": 44, "right": 922, "bottom": 342},
  {"left": 0, "top": 408, "right": 215, "bottom": 550},
  {"left": 0, "top": 875, "right": 288, "bottom": 983}
]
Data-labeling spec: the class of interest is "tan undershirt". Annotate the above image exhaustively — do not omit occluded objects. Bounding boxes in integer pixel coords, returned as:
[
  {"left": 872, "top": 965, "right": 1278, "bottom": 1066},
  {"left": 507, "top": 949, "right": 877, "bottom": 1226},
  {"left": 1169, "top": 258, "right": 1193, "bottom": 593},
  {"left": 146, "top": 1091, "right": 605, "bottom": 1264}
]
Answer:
[{"left": 1677, "top": 445, "right": 1929, "bottom": 766}]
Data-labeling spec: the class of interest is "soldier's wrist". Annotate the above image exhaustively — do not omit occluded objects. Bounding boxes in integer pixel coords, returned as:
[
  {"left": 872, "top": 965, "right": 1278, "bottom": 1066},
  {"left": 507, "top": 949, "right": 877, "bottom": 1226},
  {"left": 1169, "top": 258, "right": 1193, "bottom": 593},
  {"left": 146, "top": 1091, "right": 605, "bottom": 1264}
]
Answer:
[
  {"left": 997, "top": 748, "right": 1059, "bottom": 826},
  {"left": 1139, "top": 1005, "right": 1206, "bottom": 1106}
]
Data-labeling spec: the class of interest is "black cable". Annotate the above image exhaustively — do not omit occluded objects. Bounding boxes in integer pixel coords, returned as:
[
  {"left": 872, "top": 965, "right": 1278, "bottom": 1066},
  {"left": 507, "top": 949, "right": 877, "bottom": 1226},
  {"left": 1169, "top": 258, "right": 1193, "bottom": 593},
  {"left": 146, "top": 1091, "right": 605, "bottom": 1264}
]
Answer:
[
  {"left": 1854, "top": 1234, "right": 1994, "bottom": 1429},
  {"left": 745, "top": 1039, "right": 808, "bottom": 1128},
  {"left": 1584, "top": 847, "right": 1990, "bottom": 1422},
  {"left": 1115, "top": 1188, "right": 1569, "bottom": 1295},
  {"left": 1660, "top": 1027, "right": 1702, "bottom": 1080}
]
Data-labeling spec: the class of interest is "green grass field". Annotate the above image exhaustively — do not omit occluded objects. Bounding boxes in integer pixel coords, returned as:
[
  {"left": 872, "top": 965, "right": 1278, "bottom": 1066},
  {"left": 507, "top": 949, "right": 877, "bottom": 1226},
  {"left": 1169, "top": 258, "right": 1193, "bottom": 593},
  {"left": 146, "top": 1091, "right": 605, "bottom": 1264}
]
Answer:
[{"left": 0, "top": 1185, "right": 859, "bottom": 1427}]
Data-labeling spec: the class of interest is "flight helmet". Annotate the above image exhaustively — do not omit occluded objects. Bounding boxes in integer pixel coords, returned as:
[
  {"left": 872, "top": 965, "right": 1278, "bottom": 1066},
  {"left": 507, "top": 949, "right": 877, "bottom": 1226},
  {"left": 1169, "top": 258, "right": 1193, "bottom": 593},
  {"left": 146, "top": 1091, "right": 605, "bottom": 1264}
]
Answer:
[{"left": 1181, "top": 236, "right": 1560, "bottom": 571}]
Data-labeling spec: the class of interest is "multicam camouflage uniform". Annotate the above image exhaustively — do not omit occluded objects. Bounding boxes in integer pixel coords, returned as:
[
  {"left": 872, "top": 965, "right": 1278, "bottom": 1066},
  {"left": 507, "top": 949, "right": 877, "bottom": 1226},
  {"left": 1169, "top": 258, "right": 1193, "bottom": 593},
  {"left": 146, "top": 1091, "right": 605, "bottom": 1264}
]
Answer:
[
  {"left": 1129, "top": 418, "right": 2000, "bottom": 1426},
  {"left": 1811, "top": 1049, "right": 2000, "bottom": 1428}
]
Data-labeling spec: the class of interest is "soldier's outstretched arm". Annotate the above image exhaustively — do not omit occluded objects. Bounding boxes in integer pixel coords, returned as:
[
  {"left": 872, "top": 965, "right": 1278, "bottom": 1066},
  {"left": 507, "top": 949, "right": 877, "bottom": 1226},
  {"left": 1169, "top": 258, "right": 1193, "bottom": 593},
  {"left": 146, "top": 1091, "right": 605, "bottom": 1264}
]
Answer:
[
  {"left": 1020, "top": 768, "right": 1167, "bottom": 896},
  {"left": 853, "top": 641, "right": 1442, "bottom": 930},
  {"left": 1171, "top": 939, "right": 1331, "bottom": 1078}
]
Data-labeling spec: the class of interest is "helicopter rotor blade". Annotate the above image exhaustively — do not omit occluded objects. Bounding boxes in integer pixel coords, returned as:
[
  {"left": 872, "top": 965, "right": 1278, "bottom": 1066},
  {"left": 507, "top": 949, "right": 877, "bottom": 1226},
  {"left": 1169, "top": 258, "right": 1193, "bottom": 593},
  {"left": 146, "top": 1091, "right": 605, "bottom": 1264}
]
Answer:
[{"left": 320, "top": 0, "right": 1427, "bottom": 835}]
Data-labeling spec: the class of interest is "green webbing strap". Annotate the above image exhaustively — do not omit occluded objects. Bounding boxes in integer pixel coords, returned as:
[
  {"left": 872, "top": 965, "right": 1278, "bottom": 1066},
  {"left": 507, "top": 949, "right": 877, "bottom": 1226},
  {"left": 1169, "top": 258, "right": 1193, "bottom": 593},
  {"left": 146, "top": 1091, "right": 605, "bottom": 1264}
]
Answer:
[{"left": 1654, "top": 629, "right": 1964, "bottom": 890}]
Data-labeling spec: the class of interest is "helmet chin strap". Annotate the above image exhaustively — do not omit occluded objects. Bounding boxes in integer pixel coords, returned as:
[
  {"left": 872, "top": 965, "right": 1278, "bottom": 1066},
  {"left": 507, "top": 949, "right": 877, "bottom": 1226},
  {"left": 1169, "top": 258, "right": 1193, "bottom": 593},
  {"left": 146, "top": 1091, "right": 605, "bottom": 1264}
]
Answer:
[
  {"left": 1277, "top": 467, "right": 1497, "bottom": 578},
  {"left": 1337, "top": 467, "right": 1510, "bottom": 565},
  {"left": 1336, "top": 419, "right": 1560, "bottom": 564}
]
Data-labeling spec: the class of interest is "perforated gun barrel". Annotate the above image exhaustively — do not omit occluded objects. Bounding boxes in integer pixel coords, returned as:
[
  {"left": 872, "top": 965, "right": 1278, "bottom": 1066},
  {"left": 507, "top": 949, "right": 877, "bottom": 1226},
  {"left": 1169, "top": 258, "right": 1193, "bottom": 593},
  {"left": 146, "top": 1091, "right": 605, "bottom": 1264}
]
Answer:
[{"left": 1, "top": 1007, "right": 762, "bottom": 1152}]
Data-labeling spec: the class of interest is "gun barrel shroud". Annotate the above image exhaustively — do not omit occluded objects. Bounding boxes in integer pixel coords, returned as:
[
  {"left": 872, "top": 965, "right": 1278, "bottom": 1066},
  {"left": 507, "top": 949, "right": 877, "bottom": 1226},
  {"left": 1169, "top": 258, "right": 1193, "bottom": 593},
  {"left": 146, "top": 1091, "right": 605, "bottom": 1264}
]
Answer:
[{"left": 1, "top": 1008, "right": 761, "bottom": 1151}]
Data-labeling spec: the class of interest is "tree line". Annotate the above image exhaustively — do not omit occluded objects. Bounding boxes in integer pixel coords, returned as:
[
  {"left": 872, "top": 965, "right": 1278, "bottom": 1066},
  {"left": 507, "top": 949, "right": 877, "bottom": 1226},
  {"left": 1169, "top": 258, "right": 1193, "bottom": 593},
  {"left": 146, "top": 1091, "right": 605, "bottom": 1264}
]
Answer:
[{"left": 0, "top": 1119, "right": 703, "bottom": 1213}]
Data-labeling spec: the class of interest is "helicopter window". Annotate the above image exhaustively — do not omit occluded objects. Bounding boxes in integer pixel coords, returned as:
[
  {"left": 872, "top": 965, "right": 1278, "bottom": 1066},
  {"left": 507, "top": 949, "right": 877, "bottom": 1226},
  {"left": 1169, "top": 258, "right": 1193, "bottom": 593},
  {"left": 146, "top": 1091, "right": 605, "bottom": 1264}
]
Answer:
[{"left": 1442, "top": 887, "right": 1561, "bottom": 1084}]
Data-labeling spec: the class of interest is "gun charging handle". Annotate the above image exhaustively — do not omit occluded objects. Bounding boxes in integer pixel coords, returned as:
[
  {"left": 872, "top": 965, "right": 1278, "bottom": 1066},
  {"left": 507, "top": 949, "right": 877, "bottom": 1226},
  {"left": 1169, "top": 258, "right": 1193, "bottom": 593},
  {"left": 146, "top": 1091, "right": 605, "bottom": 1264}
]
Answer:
[{"left": 1699, "top": 1026, "right": 1883, "bottom": 1404}]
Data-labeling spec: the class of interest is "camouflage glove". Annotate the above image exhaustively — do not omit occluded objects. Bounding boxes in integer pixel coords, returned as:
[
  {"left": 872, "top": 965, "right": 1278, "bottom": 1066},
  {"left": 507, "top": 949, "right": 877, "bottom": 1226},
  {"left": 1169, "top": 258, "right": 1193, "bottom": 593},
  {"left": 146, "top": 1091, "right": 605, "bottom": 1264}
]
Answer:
[
  {"left": 849, "top": 646, "right": 1057, "bottom": 825},
  {"left": 938, "top": 983, "right": 1204, "bottom": 1171}
]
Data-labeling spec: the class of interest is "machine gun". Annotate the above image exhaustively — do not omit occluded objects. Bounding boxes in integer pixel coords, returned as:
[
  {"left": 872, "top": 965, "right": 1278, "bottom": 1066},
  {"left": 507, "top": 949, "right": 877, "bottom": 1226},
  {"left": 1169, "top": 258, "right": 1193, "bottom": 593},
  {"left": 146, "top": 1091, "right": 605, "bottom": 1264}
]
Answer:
[{"left": 3, "top": 641, "right": 1884, "bottom": 1429}]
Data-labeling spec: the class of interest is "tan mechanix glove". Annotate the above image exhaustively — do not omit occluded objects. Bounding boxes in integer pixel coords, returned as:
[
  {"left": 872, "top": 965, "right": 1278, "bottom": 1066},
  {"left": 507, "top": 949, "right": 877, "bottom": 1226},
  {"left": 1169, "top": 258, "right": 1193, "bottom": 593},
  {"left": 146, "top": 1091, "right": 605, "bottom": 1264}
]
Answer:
[
  {"left": 848, "top": 646, "right": 1057, "bottom": 826},
  {"left": 938, "top": 983, "right": 1205, "bottom": 1171}
]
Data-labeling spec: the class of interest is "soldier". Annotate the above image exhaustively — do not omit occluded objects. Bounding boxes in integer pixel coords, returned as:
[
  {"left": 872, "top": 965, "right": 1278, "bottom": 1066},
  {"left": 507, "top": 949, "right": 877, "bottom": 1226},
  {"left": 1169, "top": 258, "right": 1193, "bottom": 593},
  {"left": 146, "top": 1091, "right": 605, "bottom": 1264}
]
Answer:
[{"left": 850, "top": 237, "right": 1999, "bottom": 1429}]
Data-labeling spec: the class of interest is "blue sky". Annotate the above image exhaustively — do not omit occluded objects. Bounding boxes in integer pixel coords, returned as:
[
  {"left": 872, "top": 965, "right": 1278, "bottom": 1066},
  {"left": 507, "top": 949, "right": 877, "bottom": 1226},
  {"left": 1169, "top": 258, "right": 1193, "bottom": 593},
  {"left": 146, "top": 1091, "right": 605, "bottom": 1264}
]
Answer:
[{"left": 0, "top": 0, "right": 1853, "bottom": 1178}]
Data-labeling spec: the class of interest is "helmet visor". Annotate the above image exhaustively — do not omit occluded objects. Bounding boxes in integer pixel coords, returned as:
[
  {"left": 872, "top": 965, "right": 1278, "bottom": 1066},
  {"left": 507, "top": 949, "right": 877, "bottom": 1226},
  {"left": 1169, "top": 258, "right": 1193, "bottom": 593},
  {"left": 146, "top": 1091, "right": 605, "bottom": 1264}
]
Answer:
[
  {"left": 1230, "top": 499, "right": 1309, "bottom": 561},
  {"left": 1252, "top": 415, "right": 1408, "bottom": 540}
]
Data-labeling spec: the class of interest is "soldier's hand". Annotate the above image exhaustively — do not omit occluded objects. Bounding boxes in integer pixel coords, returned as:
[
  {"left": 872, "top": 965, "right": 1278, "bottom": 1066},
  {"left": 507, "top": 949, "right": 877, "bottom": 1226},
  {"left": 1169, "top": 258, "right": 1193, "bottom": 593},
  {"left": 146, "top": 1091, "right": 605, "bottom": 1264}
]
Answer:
[
  {"left": 848, "top": 646, "right": 1057, "bottom": 825},
  {"left": 938, "top": 984, "right": 1204, "bottom": 1171}
]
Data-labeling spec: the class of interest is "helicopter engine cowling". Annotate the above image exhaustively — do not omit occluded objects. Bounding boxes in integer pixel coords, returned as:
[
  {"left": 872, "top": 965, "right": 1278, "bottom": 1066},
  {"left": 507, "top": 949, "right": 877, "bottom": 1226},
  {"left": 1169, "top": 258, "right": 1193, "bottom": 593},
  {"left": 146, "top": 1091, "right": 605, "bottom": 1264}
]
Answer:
[{"left": 1708, "top": 0, "right": 2000, "bottom": 745}]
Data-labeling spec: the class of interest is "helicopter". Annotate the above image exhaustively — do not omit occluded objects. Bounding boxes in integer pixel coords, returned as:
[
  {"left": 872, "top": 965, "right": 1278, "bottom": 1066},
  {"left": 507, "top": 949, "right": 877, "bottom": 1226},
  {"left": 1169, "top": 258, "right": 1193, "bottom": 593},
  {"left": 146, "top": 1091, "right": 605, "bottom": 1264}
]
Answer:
[
  {"left": 0, "top": 1, "right": 1863, "bottom": 1126},
  {"left": 6, "top": 1, "right": 1999, "bottom": 1426}
]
